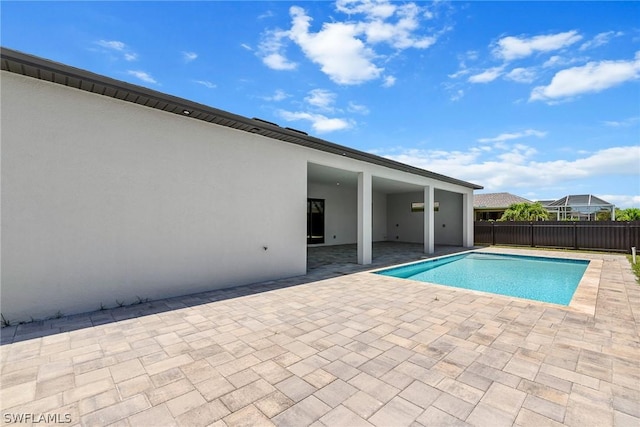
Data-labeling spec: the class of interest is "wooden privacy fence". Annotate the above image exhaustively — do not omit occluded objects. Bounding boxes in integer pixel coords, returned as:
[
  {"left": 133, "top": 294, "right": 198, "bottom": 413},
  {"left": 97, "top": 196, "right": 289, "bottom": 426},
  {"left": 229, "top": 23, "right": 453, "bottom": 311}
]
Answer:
[{"left": 474, "top": 221, "right": 640, "bottom": 253}]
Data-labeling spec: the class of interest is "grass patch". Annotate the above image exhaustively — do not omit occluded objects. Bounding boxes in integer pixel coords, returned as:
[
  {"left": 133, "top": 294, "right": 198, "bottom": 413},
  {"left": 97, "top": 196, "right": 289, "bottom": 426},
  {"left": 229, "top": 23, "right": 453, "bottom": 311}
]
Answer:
[{"left": 627, "top": 255, "right": 640, "bottom": 284}]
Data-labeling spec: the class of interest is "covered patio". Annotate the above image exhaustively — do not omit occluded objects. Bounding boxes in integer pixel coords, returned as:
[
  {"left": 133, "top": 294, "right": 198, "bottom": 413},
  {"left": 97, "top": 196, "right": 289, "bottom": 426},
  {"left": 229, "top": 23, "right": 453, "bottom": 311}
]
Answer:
[{"left": 307, "top": 162, "right": 477, "bottom": 267}]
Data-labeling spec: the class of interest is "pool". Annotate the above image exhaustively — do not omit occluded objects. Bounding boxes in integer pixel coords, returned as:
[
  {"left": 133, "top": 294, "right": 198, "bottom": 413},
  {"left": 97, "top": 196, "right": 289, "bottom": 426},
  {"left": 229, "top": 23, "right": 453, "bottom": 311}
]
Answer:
[{"left": 375, "top": 252, "right": 590, "bottom": 305}]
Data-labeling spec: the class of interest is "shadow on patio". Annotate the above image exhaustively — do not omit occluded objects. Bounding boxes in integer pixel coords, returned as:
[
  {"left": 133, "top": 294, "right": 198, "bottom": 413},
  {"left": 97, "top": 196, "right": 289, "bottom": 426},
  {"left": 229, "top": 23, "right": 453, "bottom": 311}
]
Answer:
[{"left": 1, "top": 243, "right": 476, "bottom": 345}]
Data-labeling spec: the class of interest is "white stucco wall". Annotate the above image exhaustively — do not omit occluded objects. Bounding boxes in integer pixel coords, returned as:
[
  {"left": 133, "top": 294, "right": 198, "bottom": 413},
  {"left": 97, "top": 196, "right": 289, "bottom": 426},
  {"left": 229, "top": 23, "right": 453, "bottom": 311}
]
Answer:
[
  {"left": 372, "top": 192, "right": 387, "bottom": 242},
  {"left": 434, "top": 189, "right": 463, "bottom": 245},
  {"left": 386, "top": 189, "right": 463, "bottom": 245},
  {"left": 1, "top": 72, "right": 307, "bottom": 322},
  {"left": 387, "top": 192, "right": 425, "bottom": 243}
]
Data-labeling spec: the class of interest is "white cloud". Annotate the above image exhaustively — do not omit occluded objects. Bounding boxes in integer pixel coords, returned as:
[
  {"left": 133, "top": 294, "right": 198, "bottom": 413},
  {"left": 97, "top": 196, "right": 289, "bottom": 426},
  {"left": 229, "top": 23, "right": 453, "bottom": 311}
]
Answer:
[
  {"left": 241, "top": 43, "right": 252, "bottom": 51},
  {"left": 305, "top": 89, "right": 337, "bottom": 110},
  {"left": 127, "top": 70, "right": 157, "bottom": 84},
  {"left": 259, "top": 29, "right": 298, "bottom": 71},
  {"left": 96, "top": 39, "right": 138, "bottom": 61},
  {"left": 263, "top": 53, "right": 298, "bottom": 71},
  {"left": 543, "top": 55, "right": 562, "bottom": 68},
  {"left": 258, "top": 1, "right": 440, "bottom": 85},
  {"left": 579, "top": 31, "right": 624, "bottom": 51},
  {"left": 505, "top": 67, "right": 537, "bottom": 83},
  {"left": 448, "top": 68, "right": 470, "bottom": 79},
  {"left": 530, "top": 52, "right": 640, "bottom": 102},
  {"left": 542, "top": 55, "right": 585, "bottom": 69},
  {"left": 599, "top": 194, "right": 640, "bottom": 209},
  {"left": 465, "top": 50, "right": 479, "bottom": 61},
  {"left": 377, "top": 145, "right": 640, "bottom": 193},
  {"left": 277, "top": 110, "right": 352, "bottom": 133},
  {"left": 477, "top": 129, "right": 547, "bottom": 143},
  {"left": 258, "top": 10, "right": 275, "bottom": 20},
  {"left": 288, "top": 6, "right": 382, "bottom": 85},
  {"left": 492, "top": 30, "right": 582, "bottom": 61},
  {"left": 450, "top": 89, "right": 464, "bottom": 102},
  {"left": 357, "top": 2, "right": 437, "bottom": 49},
  {"left": 97, "top": 40, "right": 126, "bottom": 51},
  {"left": 335, "top": 0, "right": 437, "bottom": 49},
  {"left": 449, "top": 51, "right": 478, "bottom": 79},
  {"left": 262, "top": 89, "right": 289, "bottom": 101},
  {"left": 382, "top": 75, "right": 396, "bottom": 87},
  {"left": 348, "top": 101, "right": 370, "bottom": 114},
  {"left": 602, "top": 116, "right": 640, "bottom": 127},
  {"left": 182, "top": 51, "right": 198, "bottom": 62},
  {"left": 468, "top": 66, "right": 504, "bottom": 83},
  {"left": 262, "top": 53, "right": 298, "bottom": 70},
  {"left": 497, "top": 144, "right": 537, "bottom": 164},
  {"left": 194, "top": 80, "right": 216, "bottom": 89},
  {"left": 335, "top": 0, "right": 396, "bottom": 19}
]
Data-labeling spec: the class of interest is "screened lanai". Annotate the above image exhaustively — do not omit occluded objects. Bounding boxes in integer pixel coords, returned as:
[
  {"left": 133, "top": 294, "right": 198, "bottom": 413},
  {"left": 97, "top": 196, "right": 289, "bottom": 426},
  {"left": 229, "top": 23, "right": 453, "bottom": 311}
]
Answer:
[{"left": 542, "top": 194, "right": 616, "bottom": 221}]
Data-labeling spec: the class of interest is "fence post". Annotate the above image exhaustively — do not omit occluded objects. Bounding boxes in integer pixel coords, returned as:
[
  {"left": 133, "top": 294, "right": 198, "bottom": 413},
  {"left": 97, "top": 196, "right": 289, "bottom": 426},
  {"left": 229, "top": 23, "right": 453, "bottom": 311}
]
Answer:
[
  {"left": 530, "top": 222, "right": 534, "bottom": 247},
  {"left": 573, "top": 221, "right": 578, "bottom": 250},
  {"left": 491, "top": 222, "right": 495, "bottom": 246}
]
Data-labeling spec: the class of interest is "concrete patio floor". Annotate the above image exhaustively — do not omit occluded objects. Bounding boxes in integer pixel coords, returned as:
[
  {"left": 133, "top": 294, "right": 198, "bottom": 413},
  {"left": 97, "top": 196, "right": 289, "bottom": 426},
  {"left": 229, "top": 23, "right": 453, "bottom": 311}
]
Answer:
[{"left": 1, "top": 246, "right": 639, "bottom": 426}]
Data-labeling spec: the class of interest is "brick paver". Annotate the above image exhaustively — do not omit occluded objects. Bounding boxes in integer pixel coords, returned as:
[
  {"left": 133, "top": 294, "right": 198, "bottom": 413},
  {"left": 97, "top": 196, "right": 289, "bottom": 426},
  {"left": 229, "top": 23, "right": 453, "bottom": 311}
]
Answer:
[{"left": 1, "top": 245, "right": 639, "bottom": 426}]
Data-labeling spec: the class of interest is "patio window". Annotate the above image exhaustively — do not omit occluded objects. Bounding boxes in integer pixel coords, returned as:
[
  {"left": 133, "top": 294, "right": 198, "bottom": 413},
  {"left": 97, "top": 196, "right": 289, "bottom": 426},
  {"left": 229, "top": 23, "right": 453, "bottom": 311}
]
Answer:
[{"left": 411, "top": 201, "right": 439, "bottom": 212}]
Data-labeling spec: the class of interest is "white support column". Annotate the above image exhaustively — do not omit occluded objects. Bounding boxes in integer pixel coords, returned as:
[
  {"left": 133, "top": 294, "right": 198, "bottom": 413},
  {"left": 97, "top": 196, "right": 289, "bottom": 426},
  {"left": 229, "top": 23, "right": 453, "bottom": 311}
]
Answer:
[
  {"left": 462, "top": 191, "right": 474, "bottom": 248},
  {"left": 357, "top": 171, "right": 372, "bottom": 264},
  {"left": 424, "top": 186, "right": 435, "bottom": 254}
]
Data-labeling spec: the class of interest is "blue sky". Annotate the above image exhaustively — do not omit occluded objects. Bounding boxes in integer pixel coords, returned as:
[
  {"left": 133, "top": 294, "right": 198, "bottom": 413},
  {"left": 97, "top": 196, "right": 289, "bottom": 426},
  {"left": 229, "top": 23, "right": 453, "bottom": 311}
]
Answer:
[{"left": 3, "top": 1, "right": 639, "bottom": 208}]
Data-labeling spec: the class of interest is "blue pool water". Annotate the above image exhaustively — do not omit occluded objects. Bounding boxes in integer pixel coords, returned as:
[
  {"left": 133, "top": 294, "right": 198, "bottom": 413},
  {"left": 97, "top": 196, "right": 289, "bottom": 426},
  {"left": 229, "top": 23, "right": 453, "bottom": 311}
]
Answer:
[{"left": 376, "top": 252, "right": 589, "bottom": 305}]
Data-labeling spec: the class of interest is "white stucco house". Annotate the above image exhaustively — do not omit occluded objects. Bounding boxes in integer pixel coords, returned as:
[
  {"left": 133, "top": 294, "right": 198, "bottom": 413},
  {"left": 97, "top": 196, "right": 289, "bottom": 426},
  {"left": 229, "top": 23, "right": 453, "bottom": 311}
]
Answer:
[{"left": 1, "top": 48, "right": 482, "bottom": 323}]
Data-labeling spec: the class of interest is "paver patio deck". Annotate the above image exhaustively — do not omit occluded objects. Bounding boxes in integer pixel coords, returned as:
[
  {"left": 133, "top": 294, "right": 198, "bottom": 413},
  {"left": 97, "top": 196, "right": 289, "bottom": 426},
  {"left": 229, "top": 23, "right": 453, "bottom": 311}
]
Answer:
[{"left": 1, "top": 245, "right": 639, "bottom": 426}]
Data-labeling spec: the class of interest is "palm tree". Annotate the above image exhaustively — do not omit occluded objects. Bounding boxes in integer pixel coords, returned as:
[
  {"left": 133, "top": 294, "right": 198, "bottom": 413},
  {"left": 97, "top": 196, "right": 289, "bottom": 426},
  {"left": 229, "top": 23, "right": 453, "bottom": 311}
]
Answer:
[
  {"left": 616, "top": 208, "right": 640, "bottom": 221},
  {"left": 499, "top": 202, "right": 550, "bottom": 221}
]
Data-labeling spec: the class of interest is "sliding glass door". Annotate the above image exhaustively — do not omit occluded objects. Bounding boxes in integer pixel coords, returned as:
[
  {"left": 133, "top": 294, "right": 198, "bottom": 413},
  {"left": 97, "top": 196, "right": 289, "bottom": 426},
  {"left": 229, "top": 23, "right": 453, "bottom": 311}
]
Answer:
[{"left": 307, "top": 198, "right": 325, "bottom": 244}]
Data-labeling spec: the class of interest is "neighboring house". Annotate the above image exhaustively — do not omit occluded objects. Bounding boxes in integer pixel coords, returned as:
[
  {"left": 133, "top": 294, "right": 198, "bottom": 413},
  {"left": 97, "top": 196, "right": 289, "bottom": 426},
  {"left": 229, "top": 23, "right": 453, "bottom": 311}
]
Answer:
[
  {"left": 1, "top": 48, "right": 482, "bottom": 322},
  {"left": 473, "top": 193, "right": 533, "bottom": 221},
  {"left": 541, "top": 195, "right": 616, "bottom": 221}
]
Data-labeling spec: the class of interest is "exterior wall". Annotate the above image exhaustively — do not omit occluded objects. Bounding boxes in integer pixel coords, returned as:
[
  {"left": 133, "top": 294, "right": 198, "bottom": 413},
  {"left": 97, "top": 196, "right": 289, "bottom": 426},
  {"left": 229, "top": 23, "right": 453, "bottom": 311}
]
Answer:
[
  {"left": 372, "top": 191, "right": 387, "bottom": 242},
  {"left": 387, "top": 192, "right": 424, "bottom": 243},
  {"left": 434, "top": 189, "right": 463, "bottom": 245},
  {"left": 1, "top": 72, "right": 307, "bottom": 322},
  {"left": 307, "top": 182, "right": 387, "bottom": 245},
  {"left": 386, "top": 190, "right": 464, "bottom": 245}
]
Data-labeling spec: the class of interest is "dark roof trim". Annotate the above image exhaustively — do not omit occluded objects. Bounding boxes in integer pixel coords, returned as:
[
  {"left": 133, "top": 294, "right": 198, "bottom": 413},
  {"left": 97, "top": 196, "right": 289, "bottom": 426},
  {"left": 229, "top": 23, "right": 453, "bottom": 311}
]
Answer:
[{"left": 1, "top": 47, "right": 482, "bottom": 190}]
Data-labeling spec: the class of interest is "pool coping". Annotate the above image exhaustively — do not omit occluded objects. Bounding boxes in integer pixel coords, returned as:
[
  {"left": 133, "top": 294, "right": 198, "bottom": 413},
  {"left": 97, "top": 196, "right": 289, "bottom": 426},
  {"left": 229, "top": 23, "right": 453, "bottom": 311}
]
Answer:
[{"left": 367, "top": 247, "right": 601, "bottom": 316}]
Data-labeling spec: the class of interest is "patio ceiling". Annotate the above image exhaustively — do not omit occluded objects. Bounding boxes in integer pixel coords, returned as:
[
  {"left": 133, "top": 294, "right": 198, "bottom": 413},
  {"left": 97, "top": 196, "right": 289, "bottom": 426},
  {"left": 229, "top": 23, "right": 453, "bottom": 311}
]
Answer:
[{"left": 308, "top": 163, "right": 425, "bottom": 194}]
